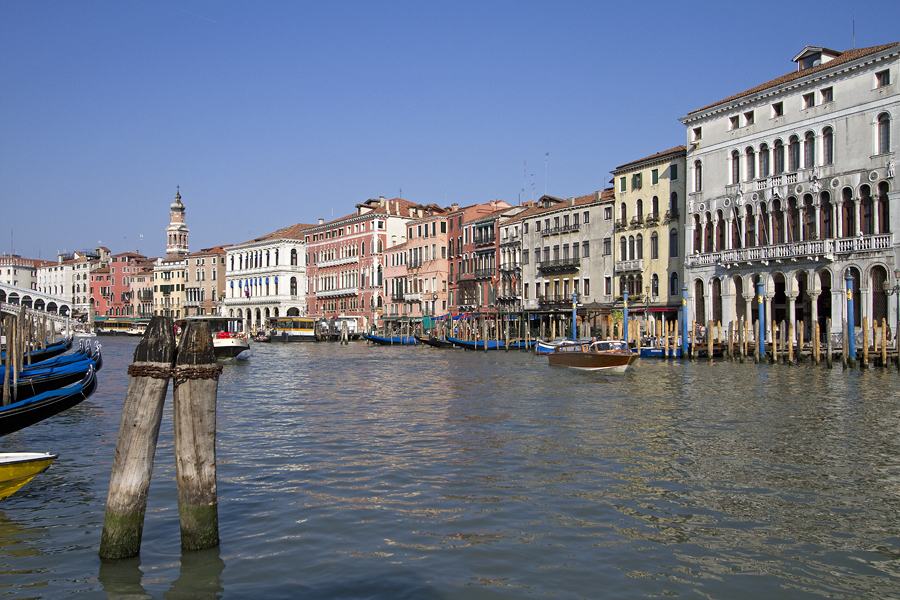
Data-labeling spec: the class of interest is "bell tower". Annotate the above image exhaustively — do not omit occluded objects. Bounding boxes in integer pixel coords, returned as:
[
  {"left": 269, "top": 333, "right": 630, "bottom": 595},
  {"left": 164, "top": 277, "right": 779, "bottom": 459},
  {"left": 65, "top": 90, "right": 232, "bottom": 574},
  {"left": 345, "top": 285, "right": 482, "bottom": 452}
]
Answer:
[{"left": 166, "top": 186, "right": 190, "bottom": 260}]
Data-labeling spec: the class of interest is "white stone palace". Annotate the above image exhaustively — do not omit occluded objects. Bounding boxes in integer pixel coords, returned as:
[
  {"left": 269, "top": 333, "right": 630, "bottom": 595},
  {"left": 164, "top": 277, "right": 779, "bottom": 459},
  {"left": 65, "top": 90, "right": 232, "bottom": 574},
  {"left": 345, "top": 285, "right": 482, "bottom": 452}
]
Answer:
[{"left": 679, "top": 42, "right": 898, "bottom": 339}]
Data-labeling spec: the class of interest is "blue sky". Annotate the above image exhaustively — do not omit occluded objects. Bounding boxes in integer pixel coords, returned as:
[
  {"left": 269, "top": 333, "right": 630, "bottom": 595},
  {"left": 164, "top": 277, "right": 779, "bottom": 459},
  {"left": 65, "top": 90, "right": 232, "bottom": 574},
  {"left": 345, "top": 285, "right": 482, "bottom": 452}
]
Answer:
[{"left": 2, "top": 0, "right": 898, "bottom": 260}]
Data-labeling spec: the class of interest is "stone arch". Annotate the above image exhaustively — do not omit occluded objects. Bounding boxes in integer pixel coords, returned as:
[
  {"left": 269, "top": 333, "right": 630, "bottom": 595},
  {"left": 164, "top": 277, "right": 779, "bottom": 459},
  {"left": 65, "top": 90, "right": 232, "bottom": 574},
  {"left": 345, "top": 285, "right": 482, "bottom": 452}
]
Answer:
[
  {"left": 287, "top": 307, "right": 300, "bottom": 316},
  {"left": 870, "top": 264, "right": 889, "bottom": 324},
  {"left": 693, "top": 278, "right": 705, "bottom": 323}
]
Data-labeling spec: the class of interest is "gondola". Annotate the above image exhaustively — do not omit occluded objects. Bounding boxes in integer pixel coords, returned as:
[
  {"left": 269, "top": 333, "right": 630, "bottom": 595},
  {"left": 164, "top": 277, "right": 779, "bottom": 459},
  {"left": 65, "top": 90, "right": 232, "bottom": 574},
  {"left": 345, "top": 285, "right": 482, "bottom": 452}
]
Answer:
[
  {"left": 362, "top": 334, "right": 418, "bottom": 345},
  {"left": 22, "top": 341, "right": 100, "bottom": 371},
  {"left": 414, "top": 335, "right": 458, "bottom": 349},
  {"left": 446, "top": 337, "right": 504, "bottom": 351},
  {"left": 13, "top": 353, "right": 101, "bottom": 401},
  {"left": 0, "top": 365, "right": 97, "bottom": 437},
  {"left": 1, "top": 337, "right": 72, "bottom": 366}
]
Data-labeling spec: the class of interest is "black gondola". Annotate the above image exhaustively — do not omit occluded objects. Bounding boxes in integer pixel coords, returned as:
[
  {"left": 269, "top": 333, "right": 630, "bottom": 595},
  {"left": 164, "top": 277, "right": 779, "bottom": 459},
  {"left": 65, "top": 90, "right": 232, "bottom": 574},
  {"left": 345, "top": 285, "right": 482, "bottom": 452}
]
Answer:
[
  {"left": 1, "top": 337, "right": 73, "bottom": 366},
  {"left": 13, "top": 350, "right": 101, "bottom": 402},
  {"left": 0, "top": 365, "right": 98, "bottom": 436},
  {"left": 414, "top": 335, "right": 458, "bottom": 349}
]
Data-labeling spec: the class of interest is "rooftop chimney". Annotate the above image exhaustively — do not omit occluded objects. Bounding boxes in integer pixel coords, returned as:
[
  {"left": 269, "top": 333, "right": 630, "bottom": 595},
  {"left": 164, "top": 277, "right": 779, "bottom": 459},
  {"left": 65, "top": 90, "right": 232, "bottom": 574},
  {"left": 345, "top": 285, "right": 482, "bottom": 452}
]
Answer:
[
  {"left": 451, "top": 203, "right": 458, "bottom": 211},
  {"left": 318, "top": 218, "right": 324, "bottom": 225}
]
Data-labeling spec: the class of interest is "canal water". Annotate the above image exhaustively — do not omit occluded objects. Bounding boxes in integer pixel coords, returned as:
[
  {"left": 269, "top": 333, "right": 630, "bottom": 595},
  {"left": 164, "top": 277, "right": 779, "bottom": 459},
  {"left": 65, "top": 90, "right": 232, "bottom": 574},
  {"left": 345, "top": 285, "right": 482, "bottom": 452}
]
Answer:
[{"left": 2, "top": 336, "right": 900, "bottom": 599}]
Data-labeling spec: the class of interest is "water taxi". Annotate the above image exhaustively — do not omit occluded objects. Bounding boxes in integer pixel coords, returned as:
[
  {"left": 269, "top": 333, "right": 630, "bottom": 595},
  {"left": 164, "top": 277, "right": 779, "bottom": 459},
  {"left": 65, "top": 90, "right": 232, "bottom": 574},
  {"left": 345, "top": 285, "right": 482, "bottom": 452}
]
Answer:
[
  {"left": 268, "top": 316, "right": 316, "bottom": 342},
  {"left": 177, "top": 316, "right": 250, "bottom": 359},
  {"left": 547, "top": 340, "right": 637, "bottom": 371}
]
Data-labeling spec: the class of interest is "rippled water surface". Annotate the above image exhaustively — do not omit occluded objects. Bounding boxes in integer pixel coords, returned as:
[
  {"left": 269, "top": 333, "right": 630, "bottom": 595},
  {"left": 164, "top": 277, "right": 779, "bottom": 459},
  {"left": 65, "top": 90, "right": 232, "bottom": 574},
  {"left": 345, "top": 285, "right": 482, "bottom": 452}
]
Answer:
[{"left": 2, "top": 336, "right": 900, "bottom": 598}]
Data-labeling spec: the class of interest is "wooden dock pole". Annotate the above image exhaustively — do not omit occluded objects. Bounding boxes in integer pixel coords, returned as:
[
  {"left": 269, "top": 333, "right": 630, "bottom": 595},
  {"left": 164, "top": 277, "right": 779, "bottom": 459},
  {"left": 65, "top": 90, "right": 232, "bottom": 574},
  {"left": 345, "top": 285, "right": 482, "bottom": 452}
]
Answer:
[
  {"left": 814, "top": 322, "right": 821, "bottom": 365},
  {"left": 841, "top": 321, "right": 849, "bottom": 369},
  {"left": 788, "top": 322, "right": 795, "bottom": 364},
  {"left": 826, "top": 319, "right": 833, "bottom": 369},
  {"left": 100, "top": 317, "right": 176, "bottom": 560},
  {"left": 173, "top": 319, "right": 222, "bottom": 551},
  {"left": 862, "top": 317, "right": 869, "bottom": 368},
  {"left": 707, "top": 320, "right": 713, "bottom": 361},
  {"left": 882, "top": 318, "right": 888, "bottom": 368}
]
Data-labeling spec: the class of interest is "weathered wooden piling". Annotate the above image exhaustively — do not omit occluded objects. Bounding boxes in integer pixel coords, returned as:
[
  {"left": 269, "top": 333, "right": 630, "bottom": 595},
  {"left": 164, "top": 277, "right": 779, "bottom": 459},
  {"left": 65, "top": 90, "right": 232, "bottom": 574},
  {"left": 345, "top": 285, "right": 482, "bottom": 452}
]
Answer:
[
  {"left": 100, "top": 317, "right": 176, "bottom": 560},
  {"left": 862, "top": 317, "right": 869, "bottom": 368},
  {"left": 172, "top": 319, "right": 222, "bottom": 551},
  {"left": 814, "top": 322, "right": 821, "bottom": 365},
  {"left": 826, "top": 319, "right": 834, "bottom": 369},
  {"left": 882, "top": 318, "right": 888, "bottom": 368},
  {"left": 788, "top": 322, "right": 795, "bottom": 364}
]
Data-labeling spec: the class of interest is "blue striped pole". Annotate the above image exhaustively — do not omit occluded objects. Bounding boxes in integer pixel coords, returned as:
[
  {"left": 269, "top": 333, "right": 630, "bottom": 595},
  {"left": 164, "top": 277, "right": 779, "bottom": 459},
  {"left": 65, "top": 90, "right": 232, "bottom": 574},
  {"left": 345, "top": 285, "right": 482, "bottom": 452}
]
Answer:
[
  {"left": 681, "top": 283, "right": 688, "bottom": 358},
  {"left": 757, "top": 280, "right": 765, "bottom": 360},
  {"left": 623, "top": 289, "right": 629, "bottom": 345},
  {"left": 846, "top": 269, "right": 856, "bottom": 367}
]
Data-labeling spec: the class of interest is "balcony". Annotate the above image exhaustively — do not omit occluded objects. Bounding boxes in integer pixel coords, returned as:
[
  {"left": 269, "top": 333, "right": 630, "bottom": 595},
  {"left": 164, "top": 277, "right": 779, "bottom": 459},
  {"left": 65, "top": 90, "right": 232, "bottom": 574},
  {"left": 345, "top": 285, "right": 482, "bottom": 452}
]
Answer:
[
  {"left": 474, "top": 234, "right": 496, "bottom": 247},
  {"left": 561, "top": 222, "right": 580, "bottom": 233},
  {"left": 537, "top": 294, "right": 575, "bottom": 307},
  {"left": 500, "top": 262, "right": 520, "bottom": 273},
  {"left": 317, "top": 287, "right": 358, "bottom": 298},
  {"left": 473, "top": 268, "right": 494, "bottom": 280},
  {"left": 317, "top": 255, "right": 359, "bottom": 269},
  {"left": 404, "top": 292, "right": 423, "bottom": 302},
  {"left": 614, "top": 219, "right": 628, "bottom": 232},
  {"left": 664, "top": 209, "right": 679, "bottom": 222},
  {"left": 644, "top": 214, "right": 660, "bottom": 226},
  {"left": 685, "top": 233, "right": 894, "bottom": 268},
  {"left": 615, "top": 259, "right": 644, "bottom": 272},
  {"left": 537, "top": 258, "right": 580, "bottom": 273}
]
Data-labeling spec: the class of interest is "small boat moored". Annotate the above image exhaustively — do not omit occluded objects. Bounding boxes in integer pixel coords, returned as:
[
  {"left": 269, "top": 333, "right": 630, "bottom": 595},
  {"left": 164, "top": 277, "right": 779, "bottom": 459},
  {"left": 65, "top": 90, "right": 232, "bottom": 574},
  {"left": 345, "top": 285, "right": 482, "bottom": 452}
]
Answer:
[
  {"left": 0, "top": 452, "right": 59, "bottom": 500},
  {"left": 547, "top": 340, "right": 637, "bottom": 371}
]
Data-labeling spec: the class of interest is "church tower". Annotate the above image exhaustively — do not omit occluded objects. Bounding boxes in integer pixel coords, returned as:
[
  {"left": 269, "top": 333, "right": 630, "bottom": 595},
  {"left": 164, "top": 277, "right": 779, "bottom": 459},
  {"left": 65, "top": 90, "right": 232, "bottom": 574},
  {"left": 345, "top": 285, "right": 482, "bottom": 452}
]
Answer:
[{"left": 165, "top": 187, "right": 190, "bottom": 260}]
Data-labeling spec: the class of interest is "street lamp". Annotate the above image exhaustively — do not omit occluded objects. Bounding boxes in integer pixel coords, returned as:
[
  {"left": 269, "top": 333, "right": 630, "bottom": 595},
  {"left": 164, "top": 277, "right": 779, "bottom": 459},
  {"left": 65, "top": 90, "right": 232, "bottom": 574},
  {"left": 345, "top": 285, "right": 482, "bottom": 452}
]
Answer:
[{"left": 882, "top": 268, "right": 900, "bottom": 348}]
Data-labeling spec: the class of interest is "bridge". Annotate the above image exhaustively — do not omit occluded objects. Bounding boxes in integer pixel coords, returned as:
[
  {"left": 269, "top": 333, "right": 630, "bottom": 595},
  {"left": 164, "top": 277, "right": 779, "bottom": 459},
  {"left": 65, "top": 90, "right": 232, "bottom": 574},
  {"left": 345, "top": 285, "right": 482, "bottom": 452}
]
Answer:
[{"left": 0, "top": 282, "right": 74, "bottom": 325}]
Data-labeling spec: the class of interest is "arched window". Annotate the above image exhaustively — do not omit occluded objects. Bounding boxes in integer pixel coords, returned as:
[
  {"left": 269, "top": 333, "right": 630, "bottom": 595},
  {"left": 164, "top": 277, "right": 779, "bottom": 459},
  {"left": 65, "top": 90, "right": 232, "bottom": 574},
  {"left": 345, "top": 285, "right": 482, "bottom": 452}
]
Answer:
[
  {"left": 774, "top": 140, "right": 785, "bottom": 174},
  {"left": 823, "top": 126, "right": 834, "bottom": 165},
  {"left": 731, "top": 150, "right": 740, "bottom": 184},
  {"left": 620, "top": 202, "right": 627, "bottom": 224},
  {"left": 669, "top": 192, "right": 678, "bottom": 217},
  {"left": 636, "top": 198, "right": 643, "bottom": 221},
  {"left": 804, "top": 131, "right": 816, "bottom": 168},
  {"left": 636, "top": 234, "right": 643, "bottom": 260},
  {"left": 746, "top": 147, "right": 756, "bottom": 180},
  {"left": 628, "top": 235, "right": 635, "bottom": 260},
  {"left": 878, "top": 113, "right": 891, "bottom": 154},
  {"left": 290, "top": 277, "right": 297, "bottom": 295},
  {"left": 788, "top": 135, "right": 800, "bottom": 171},
  {"left": 694, "top": 161, "right": 703, "bottom": 192},
  {"left": 759, "top": 143, "right": 770, "bottom": 177},
  {"left": 651, "top": 273, "right": 659, "bottom": 297},
  {"left": 651, "top": 196, "right": 659, "bottom": 218},
  {"left": 669, "top": 228, "right": 678, "bottom": 257},
  {"left": 290, "top": 249, "right": 297, "bottom": 266},
  {"left": 650, "top": 232, "right": 659, "bottom": 259},
  {"left": 620, "top": 236, "right": 627, "bottom": 260}
]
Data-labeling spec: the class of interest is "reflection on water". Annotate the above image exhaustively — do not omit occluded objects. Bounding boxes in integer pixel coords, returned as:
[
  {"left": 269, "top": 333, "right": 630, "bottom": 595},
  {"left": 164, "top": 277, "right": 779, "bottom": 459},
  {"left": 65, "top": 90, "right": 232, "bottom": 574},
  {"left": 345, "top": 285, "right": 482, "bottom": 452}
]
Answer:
[{"left": 2, "top": 336, "right": 900, "bottom": 598}]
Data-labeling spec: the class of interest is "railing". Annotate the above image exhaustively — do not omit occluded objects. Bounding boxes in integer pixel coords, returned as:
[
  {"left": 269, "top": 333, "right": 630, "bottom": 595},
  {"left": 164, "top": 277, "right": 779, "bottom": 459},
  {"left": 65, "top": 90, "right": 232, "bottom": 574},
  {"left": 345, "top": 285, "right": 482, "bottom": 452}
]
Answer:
[
  {"left": 664, "top": 209, "right": 679, "bottom": 221},
  {"left": 473, "top": 268, "right": 494, "bottom": 279},
  {"left": 537, "top": 258, "right": 580, "bottom": 272},
  {"left": 644, "top": 214, "right": 660, "bottom": 226},
  {"left": 404, "top": 292, "right": 422, "bottom": 302},
  {"left": 474, "top": 235, "right": 496, "bottom": 247},
  {"left": 317, "top": 255, "right": 359, "bottom": 269},
  {"left": 685, "top": 233, "right": 893, "bottom": 267},
  {"left": 615, "top": 259, "right": 644, "bottom": 272},
  {"left": 614, "top": 219, "right": 627, "bottom": 231},
  {"left": 316, "top": 287, "right": 358, "bottom": 298}
]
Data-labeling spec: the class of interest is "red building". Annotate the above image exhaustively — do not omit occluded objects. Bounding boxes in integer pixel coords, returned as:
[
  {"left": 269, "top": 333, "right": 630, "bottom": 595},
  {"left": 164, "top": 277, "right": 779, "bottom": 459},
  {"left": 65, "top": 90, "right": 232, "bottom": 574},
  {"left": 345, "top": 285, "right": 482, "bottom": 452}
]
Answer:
[
  {"left": 304, "top": 196, "right": 437, "bottom": 331},
  {"left": 90, "top": 252, "right": 147, "bottom": 317}
]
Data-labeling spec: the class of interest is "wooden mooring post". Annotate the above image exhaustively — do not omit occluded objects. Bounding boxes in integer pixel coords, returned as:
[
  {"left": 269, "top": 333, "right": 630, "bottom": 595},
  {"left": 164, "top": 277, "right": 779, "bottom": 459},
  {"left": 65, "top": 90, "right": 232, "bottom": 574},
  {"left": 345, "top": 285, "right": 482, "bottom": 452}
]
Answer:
[
  {"left": 100, "top": 316, "right": 223, "bottom": 559},
  {"left": 100, "top": 317, "right": 176, "bottom": 560},
  {"left": 173, "top": 319, "right": 222, "bottom": 551}
]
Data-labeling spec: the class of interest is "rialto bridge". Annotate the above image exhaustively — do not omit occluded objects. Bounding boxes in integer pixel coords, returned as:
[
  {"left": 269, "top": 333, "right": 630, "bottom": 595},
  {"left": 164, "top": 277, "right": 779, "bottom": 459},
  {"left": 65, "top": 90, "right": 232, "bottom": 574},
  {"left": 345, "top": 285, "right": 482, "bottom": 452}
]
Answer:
[{"left": 0, "top": 282, "right": 73, "bottom": 325}]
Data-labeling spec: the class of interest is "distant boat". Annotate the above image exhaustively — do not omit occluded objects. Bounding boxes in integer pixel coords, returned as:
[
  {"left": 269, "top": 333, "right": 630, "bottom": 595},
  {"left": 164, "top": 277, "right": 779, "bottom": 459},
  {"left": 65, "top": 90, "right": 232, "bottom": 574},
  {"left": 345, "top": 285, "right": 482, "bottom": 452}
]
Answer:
[
  {"left": 535, "top": 338, "right": 592, "bottom": 355},
  {"left": 363, "top": 334, "right": 418, "bottom": 345},
  {"left": 177, "top": 316, "right": 250, "bottom": 359},
  {"left": 547, "top": 340, "right": 637, "bottom": 371},
  {"left": 415, "top": 335, "right": 458, "bottom": 349},
  {"left": 446, "top": 337, "right": 504, "bottom": 351},
  {"left": 0, "top": 453, "right": 59, "bottom": 500}
]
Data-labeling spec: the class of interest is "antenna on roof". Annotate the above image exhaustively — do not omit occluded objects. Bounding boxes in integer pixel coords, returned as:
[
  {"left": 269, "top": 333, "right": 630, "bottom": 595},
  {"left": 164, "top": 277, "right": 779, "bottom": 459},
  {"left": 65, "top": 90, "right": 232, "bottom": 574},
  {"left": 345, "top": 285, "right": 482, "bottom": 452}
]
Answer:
[{"left": 545, "top": 152, "right": 549, "bottom": 195}]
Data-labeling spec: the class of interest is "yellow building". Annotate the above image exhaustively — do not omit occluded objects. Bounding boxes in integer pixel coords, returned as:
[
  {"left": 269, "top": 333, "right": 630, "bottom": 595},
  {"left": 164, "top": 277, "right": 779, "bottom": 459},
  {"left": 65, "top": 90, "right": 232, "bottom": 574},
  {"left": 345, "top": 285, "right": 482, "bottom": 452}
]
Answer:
[{"left": 610, "top": 146, "right": 686, "bottom": 321}]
